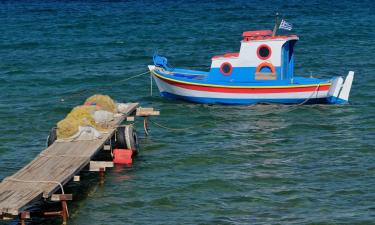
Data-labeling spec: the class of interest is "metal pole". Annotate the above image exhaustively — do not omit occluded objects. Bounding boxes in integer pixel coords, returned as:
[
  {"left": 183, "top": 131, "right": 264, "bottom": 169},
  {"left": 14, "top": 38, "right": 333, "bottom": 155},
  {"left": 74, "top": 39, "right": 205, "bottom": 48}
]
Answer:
[
  {"left": 61, "top": 200, "right": 68, "bottom": 225},
  {"left": 272, "top": 12, "right": 279, "bottom": 37},
  {"left": 150, "top": 73, "right": 153, "bottom": 96},
  {"left": 143, "top": 117, "right": 149, "bottom": 136}
]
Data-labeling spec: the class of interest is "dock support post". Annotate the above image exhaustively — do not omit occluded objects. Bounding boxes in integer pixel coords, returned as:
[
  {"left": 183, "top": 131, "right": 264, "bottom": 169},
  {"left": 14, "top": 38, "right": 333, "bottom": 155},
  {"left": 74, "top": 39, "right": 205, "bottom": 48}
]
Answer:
[
  {"left": 143, "top": 116, "right": 149, "bottom": 136},
  {"left": 20, "top": 212, "right": 30, "bottom": 225},
  {"left": 45, "top": 194, "right": 72, "bottom": 225},
  {"left": 99, "top": 167, "right": 105, "bottom": 185},
  {"left": 61, "top": 200, "right": 68, "bottom": 225},
  {"left": 89, "top": 161, "right": 113, "bottom": 184},
  {"left": 136, "top": 107, "right": 160, "bottom": 136}
]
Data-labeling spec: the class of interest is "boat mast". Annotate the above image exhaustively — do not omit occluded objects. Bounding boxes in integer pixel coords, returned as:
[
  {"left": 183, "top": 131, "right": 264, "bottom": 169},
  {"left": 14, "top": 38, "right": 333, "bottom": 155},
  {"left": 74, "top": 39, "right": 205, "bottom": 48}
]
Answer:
[{"left": 272, "top": 12, "right": 279, "bottom": 37}]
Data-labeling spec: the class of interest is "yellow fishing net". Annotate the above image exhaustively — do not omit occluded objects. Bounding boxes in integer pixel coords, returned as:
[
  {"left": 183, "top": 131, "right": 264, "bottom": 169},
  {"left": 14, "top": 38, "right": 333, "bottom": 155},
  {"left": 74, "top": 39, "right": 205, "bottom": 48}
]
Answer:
[
  {"left": 56, "top": 95, "right": 116, "bottom": 139},
  {"left": 84, "top": 94, "right": 116, "bottom": 113},
  {"left": 67, "top": 105, "right": 97, "bottom": 121},
  {"left": 57, "top": 106, "right": 98, "bottom": 139},
  {"left": 56, "top": 117, "right": 81, "bottom": 139}
]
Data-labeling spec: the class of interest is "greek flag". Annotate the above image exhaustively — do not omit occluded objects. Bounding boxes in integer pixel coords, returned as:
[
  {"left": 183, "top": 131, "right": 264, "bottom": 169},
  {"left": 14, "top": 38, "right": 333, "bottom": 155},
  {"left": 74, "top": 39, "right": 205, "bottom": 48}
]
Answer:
[{"left": 279, "top": 19, "right": 293, "bottom": 31}]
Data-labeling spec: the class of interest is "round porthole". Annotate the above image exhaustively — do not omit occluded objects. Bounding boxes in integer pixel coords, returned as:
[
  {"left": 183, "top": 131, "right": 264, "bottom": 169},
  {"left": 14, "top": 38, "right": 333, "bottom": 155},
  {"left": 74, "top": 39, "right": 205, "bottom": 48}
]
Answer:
[
  {"left": 220, "top": 62, "right": 232, "bottom": 76},
  {"left": 257, "top": 44, "right": 272, "bottom": 60}
]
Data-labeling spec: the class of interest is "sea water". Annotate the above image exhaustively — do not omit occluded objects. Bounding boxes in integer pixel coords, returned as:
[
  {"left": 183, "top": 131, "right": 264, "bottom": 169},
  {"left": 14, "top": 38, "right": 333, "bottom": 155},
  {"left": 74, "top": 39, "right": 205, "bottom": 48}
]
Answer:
[{"left": 0, "top": 1, "right": 374, "bottom": 224}]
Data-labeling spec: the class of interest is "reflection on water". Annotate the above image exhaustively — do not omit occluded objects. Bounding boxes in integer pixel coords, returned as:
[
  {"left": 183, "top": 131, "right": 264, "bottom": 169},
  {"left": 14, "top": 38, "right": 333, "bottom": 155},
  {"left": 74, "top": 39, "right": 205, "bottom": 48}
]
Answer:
[{"left": 113, "top": 164, "right": 133, "bottom": 182}]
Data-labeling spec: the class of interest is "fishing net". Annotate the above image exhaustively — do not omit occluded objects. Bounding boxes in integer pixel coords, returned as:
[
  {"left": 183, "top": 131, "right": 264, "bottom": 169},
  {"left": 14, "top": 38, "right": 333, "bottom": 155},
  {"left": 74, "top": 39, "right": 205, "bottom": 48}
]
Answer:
[
  {"left": 67, "top": 105, "right": 97, "bottom": 121},
  {"left": 56, "top": 95, "right": 117, "bottom": 139},
  {"left": 84, "top": 94, "right": 116, "bottom": 113},
  {"left": 57, "top": 106, "right": 98, "bottom": 139},
  {"left": 56, "top": 117, "right": 81, "bottom": 139}
]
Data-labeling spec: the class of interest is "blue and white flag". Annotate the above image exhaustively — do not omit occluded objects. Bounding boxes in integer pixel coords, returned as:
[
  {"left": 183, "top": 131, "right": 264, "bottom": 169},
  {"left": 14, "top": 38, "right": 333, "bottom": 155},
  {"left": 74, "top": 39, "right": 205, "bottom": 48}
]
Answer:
[{"left": 279, "top": 19, "right": 293, "bottom": 31}]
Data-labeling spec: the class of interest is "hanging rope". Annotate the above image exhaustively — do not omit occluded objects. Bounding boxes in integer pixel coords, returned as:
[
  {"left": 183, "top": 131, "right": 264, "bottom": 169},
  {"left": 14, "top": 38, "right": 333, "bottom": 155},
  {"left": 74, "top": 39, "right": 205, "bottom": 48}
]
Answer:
[
  {"left": 243, "top": 83, "right": 323, "bottom": 116},
  {"left": 297, "top": 83, "right": 321, "bottom": 105},
  {"left": 60, "top": 70, "right": 150, "bottom": 102},
  {"left": 148, "top": 118, "right": 212, "bottom": 132},
  {"left": 275, "top": 83, "right": 322, "bottom": 113}
]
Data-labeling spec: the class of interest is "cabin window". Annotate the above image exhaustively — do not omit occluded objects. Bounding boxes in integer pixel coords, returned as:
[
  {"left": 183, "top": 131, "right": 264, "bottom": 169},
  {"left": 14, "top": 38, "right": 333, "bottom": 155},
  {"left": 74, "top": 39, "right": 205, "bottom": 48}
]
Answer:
[
  {"left": 255, "top": 62, "right": 276, "bottom": 80},
  {"left": 257, "top": 44, "right": 272, "bottom": 60},
  {"left": 259, "top": 66, "right": 273, "bottom": 73},
  {"left": 220, "top": 62, "right": 232, "bottom": 76}
]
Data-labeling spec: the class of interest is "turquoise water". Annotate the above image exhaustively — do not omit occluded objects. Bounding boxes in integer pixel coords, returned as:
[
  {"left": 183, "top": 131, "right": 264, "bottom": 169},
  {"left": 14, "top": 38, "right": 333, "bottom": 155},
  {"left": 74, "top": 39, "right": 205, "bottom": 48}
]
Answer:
[{"left": 1, "top": 1, "right": 375, "bottom": 224}]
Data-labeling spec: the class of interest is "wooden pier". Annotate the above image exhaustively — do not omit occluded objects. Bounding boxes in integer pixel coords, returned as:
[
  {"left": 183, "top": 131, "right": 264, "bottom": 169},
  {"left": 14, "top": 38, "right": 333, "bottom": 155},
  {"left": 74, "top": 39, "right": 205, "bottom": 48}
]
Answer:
[{"left": 0, "top": 103, "right": 158, "bottom": 224}]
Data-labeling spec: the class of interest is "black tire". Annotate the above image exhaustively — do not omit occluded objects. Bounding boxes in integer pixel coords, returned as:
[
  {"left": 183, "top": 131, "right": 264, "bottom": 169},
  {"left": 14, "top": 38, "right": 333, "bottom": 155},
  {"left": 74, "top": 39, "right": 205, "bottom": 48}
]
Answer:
[
  {"left": 47, "top": 127, "right": 57, "bottom": 147},
  {"left": 116, "top": 126, "right": 126, "bottom": 149},
  {"left": 125, "top": 125, "right": 139, "bottom": 155},
  {"left": 115, "top": 125, "right": 139, "bottom": 155}
]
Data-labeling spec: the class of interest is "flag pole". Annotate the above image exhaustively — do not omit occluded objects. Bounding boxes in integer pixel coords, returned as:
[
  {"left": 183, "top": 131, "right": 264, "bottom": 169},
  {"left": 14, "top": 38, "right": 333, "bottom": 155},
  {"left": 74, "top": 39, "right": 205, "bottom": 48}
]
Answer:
[{"left": 272, "top": 12, "right": 279, "bottom": 37}]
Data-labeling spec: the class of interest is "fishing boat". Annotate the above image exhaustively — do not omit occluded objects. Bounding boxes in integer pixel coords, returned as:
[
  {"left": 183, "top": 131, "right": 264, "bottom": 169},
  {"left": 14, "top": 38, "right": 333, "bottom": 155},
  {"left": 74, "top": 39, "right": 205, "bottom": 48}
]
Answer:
[{"left": 148, "top": 20, "right": 354, "bottom": 105}]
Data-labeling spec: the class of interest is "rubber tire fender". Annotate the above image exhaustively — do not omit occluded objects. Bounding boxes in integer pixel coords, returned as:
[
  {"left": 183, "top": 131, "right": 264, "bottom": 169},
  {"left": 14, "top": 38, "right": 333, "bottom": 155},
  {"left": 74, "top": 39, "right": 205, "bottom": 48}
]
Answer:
[{"left": 116, "top": 125, "right": 139, "bottom": 155}]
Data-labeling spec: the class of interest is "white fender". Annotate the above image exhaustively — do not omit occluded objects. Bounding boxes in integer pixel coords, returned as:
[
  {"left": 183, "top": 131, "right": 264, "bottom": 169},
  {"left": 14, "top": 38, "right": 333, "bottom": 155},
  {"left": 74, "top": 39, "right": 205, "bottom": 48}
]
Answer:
[
  {"left": 328, "top": 76, "right": 344, "bottom": 98},
  {"left": 338, "top": 71, "right": 354, "bottom": 102}
]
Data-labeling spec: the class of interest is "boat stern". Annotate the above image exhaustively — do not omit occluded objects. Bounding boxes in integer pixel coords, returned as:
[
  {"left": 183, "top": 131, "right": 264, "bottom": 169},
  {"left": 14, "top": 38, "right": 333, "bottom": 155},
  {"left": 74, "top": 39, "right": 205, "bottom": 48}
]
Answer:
[{"left": 327, "top": 71, "right": 354, "bottom": 104}]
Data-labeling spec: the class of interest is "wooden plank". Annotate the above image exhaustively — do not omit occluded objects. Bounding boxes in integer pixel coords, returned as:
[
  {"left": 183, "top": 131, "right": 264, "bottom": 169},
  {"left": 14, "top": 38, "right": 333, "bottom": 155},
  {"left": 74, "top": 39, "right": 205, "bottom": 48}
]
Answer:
[
  {"left": 136, "top": 107, "right": 160, "bottom": 116},
  {"left": 89, "top": 161, "right": 114, "bottom": 172},
  {"left": 0, "top": 102, "right": 140, "bottom": 217},
  {"left": 126, "top": 116, "right": 135, "bottom": 121},
  {"left": 73, "top": 176, "right": 80, "bottom": 182},
  {"left": 123, "top": 103, "right": 139, "bottom": 116},
  {"left": 51, "top": 194, "right": 72, "bottom": 202}
]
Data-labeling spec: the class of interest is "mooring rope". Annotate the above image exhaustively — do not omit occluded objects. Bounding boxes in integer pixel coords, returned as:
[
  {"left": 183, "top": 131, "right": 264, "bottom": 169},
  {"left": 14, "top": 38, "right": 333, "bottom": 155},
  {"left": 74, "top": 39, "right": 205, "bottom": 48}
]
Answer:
[
  {"left": 60, "top": 70, "right": 150, "bottom": 102},
  {"left": 147, "top": 83, "right": 323, "bottom": 132},
  {"left": 4, "top": 177, "right": 65, "bottom": 195},
  {"left": 148, "top": 118, "right": 212, "bottom": 132},
  {"left": 297, "top": 83, "right": 321, "bottom": 106},
  {"left": 274, "top": 83, "right": 322, "bottom": 114}
]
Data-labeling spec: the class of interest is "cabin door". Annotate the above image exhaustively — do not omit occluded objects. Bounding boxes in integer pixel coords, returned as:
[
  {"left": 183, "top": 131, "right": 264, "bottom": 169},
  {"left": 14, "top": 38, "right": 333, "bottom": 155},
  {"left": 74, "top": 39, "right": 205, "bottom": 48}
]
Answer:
[{"left": 282, "top": 42, "right": 289, "bottom": 80}]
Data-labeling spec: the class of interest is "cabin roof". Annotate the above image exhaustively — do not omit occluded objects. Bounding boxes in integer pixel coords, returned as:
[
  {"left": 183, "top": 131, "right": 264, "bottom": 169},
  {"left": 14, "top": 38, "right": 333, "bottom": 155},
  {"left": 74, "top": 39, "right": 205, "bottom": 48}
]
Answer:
[
  {"left": 242, "top": 30, "right": 299, "bottom": 42},
  {"left": 212, "top": 52, "right": 239, "bottom": 59}
]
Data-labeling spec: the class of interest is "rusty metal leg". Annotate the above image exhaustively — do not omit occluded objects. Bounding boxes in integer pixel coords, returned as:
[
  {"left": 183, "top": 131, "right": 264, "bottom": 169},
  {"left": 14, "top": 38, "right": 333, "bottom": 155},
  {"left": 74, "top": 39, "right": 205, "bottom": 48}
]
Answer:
[
  {"left": 143, "top": 116, "right": 149, "bottom": 136},
  {"left": 61, "top": 200, "right": 68, "bottom": 225},
  {"left": 44, "top": 194, "right": 72, "bottom": 225},
  {"left": 20, "top": 211, "right": 30, "bottom": 225}
]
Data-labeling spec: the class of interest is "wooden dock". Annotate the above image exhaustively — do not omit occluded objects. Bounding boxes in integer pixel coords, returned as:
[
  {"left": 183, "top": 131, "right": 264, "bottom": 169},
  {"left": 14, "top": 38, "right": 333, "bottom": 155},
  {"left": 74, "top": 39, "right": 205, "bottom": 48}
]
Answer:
[{"left": 0, "top": 102, "right": 152, "bottom": 223}]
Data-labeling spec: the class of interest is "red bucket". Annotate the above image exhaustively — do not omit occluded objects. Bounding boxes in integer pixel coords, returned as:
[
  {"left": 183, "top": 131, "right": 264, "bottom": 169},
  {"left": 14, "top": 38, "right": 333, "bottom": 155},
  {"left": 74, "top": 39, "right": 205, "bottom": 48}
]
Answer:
[{"left": 113, "top": 149, "right": 133, "bottom": 165}]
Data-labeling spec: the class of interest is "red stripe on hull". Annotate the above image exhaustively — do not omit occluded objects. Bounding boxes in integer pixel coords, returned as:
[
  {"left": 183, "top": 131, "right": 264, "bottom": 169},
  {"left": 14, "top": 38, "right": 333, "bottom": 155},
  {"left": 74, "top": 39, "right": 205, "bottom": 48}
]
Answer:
[{"left": 160, "top": 77, "right": 330, "bottom": 94}]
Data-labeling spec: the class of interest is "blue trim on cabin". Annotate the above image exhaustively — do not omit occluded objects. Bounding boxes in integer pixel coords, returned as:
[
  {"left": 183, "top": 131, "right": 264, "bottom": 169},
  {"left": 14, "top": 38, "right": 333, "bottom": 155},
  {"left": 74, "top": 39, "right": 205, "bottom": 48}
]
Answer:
[
  {"left": 281, "top": 40, "right": 297, "bottom": 80},
  {"left": 208, "top": 67, "right": 282, "bottom": 83},
  {"left": 172, "top": 68, "right": 209, "bottom": 76}
]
